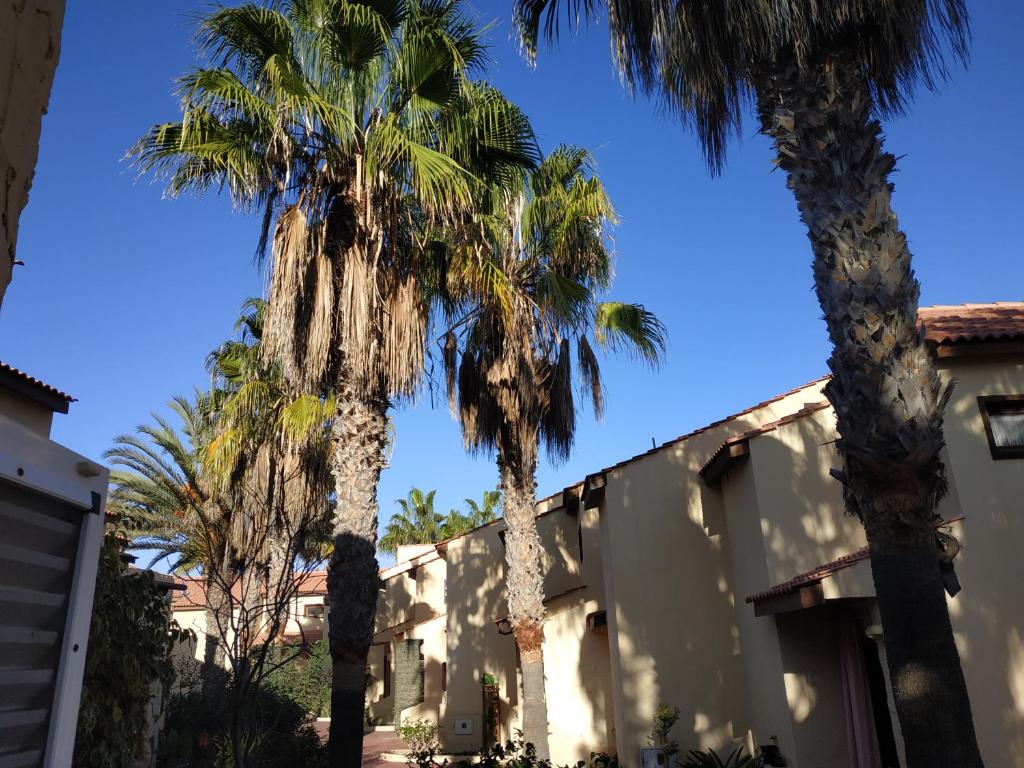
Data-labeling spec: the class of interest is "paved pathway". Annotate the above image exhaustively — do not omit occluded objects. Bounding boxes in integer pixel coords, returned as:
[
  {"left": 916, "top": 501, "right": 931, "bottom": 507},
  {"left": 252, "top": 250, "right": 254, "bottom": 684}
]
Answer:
[{"left": 312, "top": 724, "right": 405, "bottom": 767}]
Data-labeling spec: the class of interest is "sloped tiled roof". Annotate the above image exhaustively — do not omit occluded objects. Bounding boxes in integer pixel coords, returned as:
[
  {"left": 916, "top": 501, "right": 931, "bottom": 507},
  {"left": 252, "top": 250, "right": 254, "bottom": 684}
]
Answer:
[
  {"left": 699, "top": 401, "right": 832, "bottom": 478},
  {"left": 171, "top": 570, "right": 329, "bottom": 610},
  {"left": 0, "top": 360, "right": 76, "bottom": 412},
  {"left": 700, "top": 303, "right": 1024, "bottom": 481},
  {"left": 920, "top": 302, "right": 1024, "bottom": 346},
  {"left": 746, "top": 517, "right": 964, "bottom": 604},
  {"left": 745, "top": 549, "right": 869, "bottom": 604}
]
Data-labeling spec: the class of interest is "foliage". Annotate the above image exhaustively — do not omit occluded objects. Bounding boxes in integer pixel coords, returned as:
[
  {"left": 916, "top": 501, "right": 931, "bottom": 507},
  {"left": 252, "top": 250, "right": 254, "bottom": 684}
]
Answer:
[
  {"left": 443, "top": 489, "right": 503, "bottom": 539},
  {"left": 156, "top": 672, "right": 327, "bottom": 768},
  {"left": 105, "top": 392, "right": 226, "bottom": 576},
  {"left": 515, "top": 0, "right": 968, "bottom": 171},
  {"left": 265, "top": 640, "right": 333, "bottom": 717},
  {"left": 74, "top": 535, "right": 186, "bottom": 768},
  {"left": 679, "top": 747, "right": 761, "bottom": 768},
  {"left": 381, "top": 487, "right": 503, "bottom": 553},
  {"left": 474, "top": 735, "right": 553, "bottom": 768},
  {"left": 481, "top": 672, "right": 498, "bottom": 686},
  {"left": 380, "top": 488, "right": 448, "bottom": 554},
  {"left": 399, "top": 718, "right": 441, "bottom": 756},
  {"left": 648, "top": 703, "right": 681, "bottom": 757}
]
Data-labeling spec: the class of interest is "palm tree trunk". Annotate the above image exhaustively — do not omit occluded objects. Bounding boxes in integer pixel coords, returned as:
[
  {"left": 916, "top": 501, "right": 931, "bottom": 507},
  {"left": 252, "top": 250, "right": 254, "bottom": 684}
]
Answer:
[
  {"left": 203, "top": 568, "right": 229, "bottom": 682},
  {"left": 327, "top": 378, "right": 388, "bottom": 768},
  {"left": 266, "top": 528, "right": 291, "bottom": 638},
  {"left": 498, "top": 438, "right": 550, "bottom": 758},
  {"left": 756, "top": 51, "right": 983, "bottom": 767}
]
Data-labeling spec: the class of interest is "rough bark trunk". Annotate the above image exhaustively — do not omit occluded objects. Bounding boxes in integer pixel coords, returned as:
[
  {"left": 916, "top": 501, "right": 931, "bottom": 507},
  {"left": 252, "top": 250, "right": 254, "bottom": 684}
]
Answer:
[
  {"left": 265, "top": 526, "right": 291, "bottom": 644},
  {"left": 498, "top": 439, "right": 550, "bottom": 758},
  {"left": 203, "top": 568, "right": 228, "bottom": 682},
  {"left": 756, "top": 52, "right": 983, "bottom": 767},
  {"left": 326, "top": 378, "right": 388, "bottom": 768}
]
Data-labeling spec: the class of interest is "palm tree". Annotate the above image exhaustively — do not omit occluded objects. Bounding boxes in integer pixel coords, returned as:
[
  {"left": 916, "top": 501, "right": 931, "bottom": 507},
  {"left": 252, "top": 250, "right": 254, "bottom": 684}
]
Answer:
[
  {"left": 444, "top": 146, "right": 665, "bottom": 755},
  {"left": 516, "top": 2, "right": 979, "bottom": 764},
  {"left": 206, "top": 298, "right": 335, "bottom": 639},
  {"left": 105, "top": 393, "right": 234, "bottom": 674},
  {"left": 442, "top": 488, "right": 502, "bottom": 538},
  {"left": 131, "top": 2, "right": 538, "bottom": 761},
  {"left": 378, "top": 487, "right": 447, "bottom": 554}
]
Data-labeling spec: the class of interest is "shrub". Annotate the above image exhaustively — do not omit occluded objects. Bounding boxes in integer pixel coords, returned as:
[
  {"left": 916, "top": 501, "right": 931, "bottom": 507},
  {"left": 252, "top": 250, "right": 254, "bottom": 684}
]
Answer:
[
  {"left": 156, "top": 673, "right": 327, "bottom": 768},
  {"left": 679, "top": 747, "right": 761, "bottom": 768},
  {"left": 265, "top": 639, "right": 332, "bottom": 717},
  {"left": 399, "top": 718, "right": 441, "bottom": 756},
  {"left": 649, "top": 704, "right": 681, "bottom": 757}
]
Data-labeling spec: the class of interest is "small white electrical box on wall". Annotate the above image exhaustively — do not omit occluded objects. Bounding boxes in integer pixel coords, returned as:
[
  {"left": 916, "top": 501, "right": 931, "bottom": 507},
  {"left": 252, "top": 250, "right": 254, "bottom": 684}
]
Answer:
[{"left": 453, "top": 718, "right": 473, "bottom": 735}]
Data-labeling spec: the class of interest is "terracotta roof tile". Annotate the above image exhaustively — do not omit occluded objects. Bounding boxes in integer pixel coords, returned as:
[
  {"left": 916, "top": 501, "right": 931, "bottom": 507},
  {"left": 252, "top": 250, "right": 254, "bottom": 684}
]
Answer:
[
  {"left": 746, "top": 517, "right": 964, "bottom": 604},
  {"left": 0, "top": 360, "right": 76, "bottom": 413},
  {"left": 919, "top": 302, "right": 1024, "bottom": 346},
  {"left": 171, "top": 569, "right": 329, "bottom": 609},
  {"left": 745, "top": 548, "right": 869, "bottom": 604},
  {"left": 592, "top": 374, "right": 831, "bottom": 478},
  {"left": 699, "top": 401, "right": 833, "bottom": 477}
]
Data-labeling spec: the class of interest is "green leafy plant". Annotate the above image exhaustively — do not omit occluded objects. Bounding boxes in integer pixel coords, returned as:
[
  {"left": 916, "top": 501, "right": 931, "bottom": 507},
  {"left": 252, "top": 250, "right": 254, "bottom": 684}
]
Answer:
[
  {"left": 400, "top": 718, "right": 442, "bottom": 758},
  {"left": 474, "top": 733, "right": 554, "bottom": 768},
  {"left": 265, "top": 640, "right": 332, "bottom": 717},
  {"left": 648, "top": 704, "right": 681, "bottom": 757},
  {"left": 156, "top": 675, "right": 326, "bottom": 768},
  {"left": 679, "top": 747, "right": 761, "bottom": 768},
  {"left": 481, "top": 672, "right": 498, "bottom": 686},
  {"left": 585, "top": 752, "right": 621, "bottom": 768},
  {"left": 74, "top": 535, "right": 186, "bottom": 768}
]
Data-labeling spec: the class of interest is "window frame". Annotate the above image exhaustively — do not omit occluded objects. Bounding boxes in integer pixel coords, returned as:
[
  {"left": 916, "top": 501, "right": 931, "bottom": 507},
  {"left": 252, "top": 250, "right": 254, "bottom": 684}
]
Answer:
[{"left": 978, "top": 395, "right": 1024, "bottom": 460}]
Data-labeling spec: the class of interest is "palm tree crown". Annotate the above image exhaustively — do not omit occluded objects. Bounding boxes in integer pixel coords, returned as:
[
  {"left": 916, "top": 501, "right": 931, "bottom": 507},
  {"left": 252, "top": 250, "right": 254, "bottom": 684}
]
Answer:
[
  {"left": 446, "top": 145, "right": 665, "bottom": 468},
  {"left": 516, "top": 0, "right": 968, "bottom": 170},
  {"left": 378, "top": 487, "right": 447, "bottom": 554},
  {"left": 105, "top": 393, "right": 226, "bottom": 573},
  {"left": 133, "top": 0, "right": 539, "bottom": 401}
]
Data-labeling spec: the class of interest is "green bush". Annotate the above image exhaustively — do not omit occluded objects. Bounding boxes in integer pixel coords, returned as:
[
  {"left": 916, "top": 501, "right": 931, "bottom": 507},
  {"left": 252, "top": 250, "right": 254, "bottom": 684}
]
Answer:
[
  {"left": 400, "top": 717, "right": 441, "bottom": 759},
  {"left": 156, "top": 672, "right": 326, "bottom": 768},
  {"left": 74, "top": 536, "right": 184, "bottom": 768},
  {"left": 265, "top": 639, "right": 332, "bottom": 717}
]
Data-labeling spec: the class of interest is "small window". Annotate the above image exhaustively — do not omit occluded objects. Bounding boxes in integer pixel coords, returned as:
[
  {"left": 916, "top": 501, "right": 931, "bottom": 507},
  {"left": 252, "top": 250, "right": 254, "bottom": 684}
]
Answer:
[
  {"left": 304, "top": 603, "right": 325, "bottom": 618},
  {"left": 979, "top": 396, "right": 1024, "bottom": 459}
]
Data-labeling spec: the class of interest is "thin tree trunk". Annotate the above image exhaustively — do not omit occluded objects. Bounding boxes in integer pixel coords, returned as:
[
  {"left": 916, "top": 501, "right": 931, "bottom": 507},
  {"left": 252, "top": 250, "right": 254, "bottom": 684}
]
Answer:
[
  {"left": 498, "top": 438, "right": 550, "bottom": 758},
  {"left": 327, "top": 378, "right": 388, "bottom": 768},
  {"left": 756, "top": 51, "right": 983, "bottom": 767}
]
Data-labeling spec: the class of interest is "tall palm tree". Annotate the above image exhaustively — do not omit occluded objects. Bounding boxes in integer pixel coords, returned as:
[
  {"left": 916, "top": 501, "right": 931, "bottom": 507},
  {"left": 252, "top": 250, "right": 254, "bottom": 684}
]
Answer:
[
  {"left": 378, "top": 487, "right": 447, "bottom": 554},
  {"left": 105, "top": 393, "right": 234, "bottom": 674},
  {"left": 516, "top": 2, "right": 979, "bottom": 764},
  {"left": 206, "top": 298, "right": 335, "bottom": 639},
  {"left": 444, "top": 146, "right": 665, "bottom": 755},
  {"left": 443, "top": 488, "right": 502, "bottom": 538},
  {"left": 131, "top": 2, "right": 538, "bottom": 761}
]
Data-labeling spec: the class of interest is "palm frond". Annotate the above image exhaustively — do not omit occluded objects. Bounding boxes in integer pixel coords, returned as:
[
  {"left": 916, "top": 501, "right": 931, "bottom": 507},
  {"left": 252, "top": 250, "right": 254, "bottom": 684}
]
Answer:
[{"left": 594, "top": 301, "right": 666, "bottom": 366}]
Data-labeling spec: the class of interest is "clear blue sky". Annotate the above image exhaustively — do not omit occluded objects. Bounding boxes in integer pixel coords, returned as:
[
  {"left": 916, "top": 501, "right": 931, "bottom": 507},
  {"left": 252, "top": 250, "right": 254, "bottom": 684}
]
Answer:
[{"left": 2, "top": 1, "right": 1022, "bottom": 568}]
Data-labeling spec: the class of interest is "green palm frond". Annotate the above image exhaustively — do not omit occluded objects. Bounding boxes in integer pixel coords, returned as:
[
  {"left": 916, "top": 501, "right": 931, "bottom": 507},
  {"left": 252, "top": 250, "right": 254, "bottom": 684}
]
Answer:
[{"left": 594, "top": 301, "right": 666, "bottom": 366}]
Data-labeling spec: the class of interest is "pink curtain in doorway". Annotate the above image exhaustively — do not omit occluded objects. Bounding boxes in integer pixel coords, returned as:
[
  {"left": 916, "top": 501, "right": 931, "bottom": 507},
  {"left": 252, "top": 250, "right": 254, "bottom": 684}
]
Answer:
[{"left": 839, "top": 615, "right": 882, "bottom": 768}]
